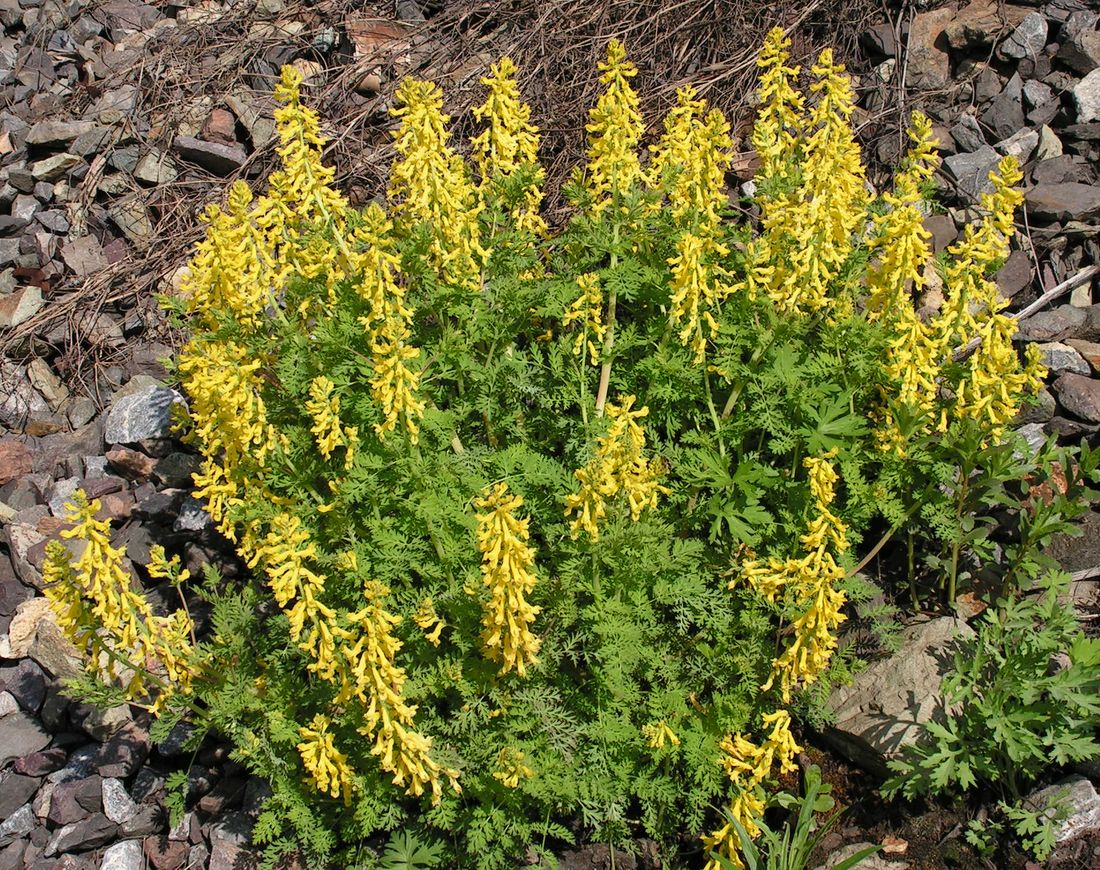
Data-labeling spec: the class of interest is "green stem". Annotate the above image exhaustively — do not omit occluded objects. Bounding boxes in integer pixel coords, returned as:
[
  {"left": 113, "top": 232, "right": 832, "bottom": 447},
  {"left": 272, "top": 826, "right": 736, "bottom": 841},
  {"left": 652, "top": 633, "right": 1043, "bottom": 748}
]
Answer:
[
  {"left": 595, "top": 227, "right": 621, "bottom": 417},
  {"left": 948, "top": 466, "right": 969, "bottom": 607}
]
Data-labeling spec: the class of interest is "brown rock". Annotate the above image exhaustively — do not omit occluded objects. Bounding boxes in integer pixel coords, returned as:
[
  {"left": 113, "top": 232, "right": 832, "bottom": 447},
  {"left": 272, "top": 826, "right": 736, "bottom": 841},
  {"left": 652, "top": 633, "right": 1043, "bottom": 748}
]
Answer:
[
  {"left": 106, "top": 446, "right": 155, "bottom": 481},
  {"left": 60, "top": 235, "right": 107, "bottom": 278},
  {"left": 996, "top": 249, "right": 1032, "bottom": 299},
  {"left": 0, "top": 285, "right": 43, "bottom": 328},
  {"left": 1052, "top": 372, "right": 1100, "bottom": 423},
  {"left": 1066, "top": 338, "right": 1100, "bottom": 373},
  {"left": 200, "top": 108, "right": 237, "bottom": 145},
  {"left": 171, "top": 136, "right": 247, "bottom": 175},
  {"left": 944, "top": 0, "right": 1029, "bottom": 50},
  {"left": 144, "top": 835, "right": 188, "bottom": 870},
  {"left": 0, "top": 439, "right": 32, "bottom": 485},
  {"left": 1025, "top": 182, "right": 1100, "bottom": 222}
]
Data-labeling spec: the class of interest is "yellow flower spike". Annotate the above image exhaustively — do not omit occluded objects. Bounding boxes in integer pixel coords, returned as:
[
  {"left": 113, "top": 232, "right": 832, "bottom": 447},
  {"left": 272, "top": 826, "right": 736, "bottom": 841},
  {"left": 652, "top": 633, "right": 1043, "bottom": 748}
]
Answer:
[
  {"left": 752, "top": 28, "right": 804, "bottom": 182},
  {"left": 43, "top": 492, "right": 198, "bottom": 711},
  {"left": 668, "top": 231, "right": 731, "bottom": 364},
  {"left": 305, "top": 375, "right": 348, "bottom": 460},
  {"left": 369, "top": 316, "right": 426, "bottom": 443},
  {"left": 492, "top": 747, "right": 535, "bottom": 789},
  {"left": 297, "top": 714, "right": 356, "bottom": 804},
  {"left": 866, "top": 112, "right": 939, "bottom": 321},
  {"left": 473, "top": 482, "right": 542, "bottom": 676},
  {"left": 565, "top": 397, "right": 669, "bottom": 541},
  {"left": 584, "top": 40, "right": 644, "bottom": 213},
  {"left": 642, "top": 720, "right": 681, "bottom": 750},
  {"left": 389, "top": 77, "right": 486, "bottom": 290},
  {"left": 562, "top": 272, "right": 607, "bottom": 366},
  {"left": 471, "top": 56, "right": 547, "bottom": 236}
]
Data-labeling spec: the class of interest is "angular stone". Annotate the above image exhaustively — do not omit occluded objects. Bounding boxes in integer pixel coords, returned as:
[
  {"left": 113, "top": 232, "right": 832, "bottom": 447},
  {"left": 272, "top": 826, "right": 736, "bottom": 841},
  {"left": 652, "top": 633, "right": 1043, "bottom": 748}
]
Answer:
[
  {"left": 824, "top": 618, "right": 975, "bottom": 776},
  {"left": 0, "top": 659, "right": 46, "bottom": 713},
  {"left": 143, "top": 835, "right": 188, "bottom": 870},
  {"left": 1025, "top": 776, "right": 1100, "bottom": 844},
  {"left": 0, "top": 711, "right": 49, "bottom": 767},
  {"left": 102, "top": 778, "right": 139, "bottom": 824},
  {"left": 995, "top": 127, "right": 1038, "bottom": 163},
  {"left": 107, "top": 197, "right": 153, "bottom": 249},
  {"left": 30, "top": 153, "right": 81, "bottom": 183},
  {"left": 943, "top": 145, "right": 1001, "bottom": 203},
  {"left": 133, "top": 151, "right": 178, "bottom": 186},
  {"left": 0, "top": 804, "right": 33, "bottom": 846},
  {"left": 44, "top": 813, "right": 116, "bottom": 856},
  {"left": 0, "top": 772, "right": 41, "bottom": 820},
  {"left": 60, "top": 235, "right": 106, "bottom": 278},
  {"left": 1066, "top": 338, "right": 1100, "bottom": 373},
  {"left": 950, "top": 112, "right": 985, "bottom": 152},
  {"left": 171, "top": 135, "right": 246, "bottom": 175},
  {"left": 1025, "top": 182, "right": 1100, "bottom": 222},
  {"left": 105, "top": 387, "right": 184, "bottom": 444},
  {"left": 224, "top": 90, "right": 275, "bottom": 149},
  {"left": 48, "top": 775, "right": 102, "bottom": 827},
  {"left": 1039, "top": 341, "right": 1091, "bottom": 375},
  {"left": 995, "top": 249, "right": 1032, "bottom": 298},
  {"left": 96, "top": 720, "right": 149, "bottom": 778},
  {"left": 999, "top": 11, "right": 1047, "bottom": 60},
  {"left": 121, "top": 804, "right": 163, "bottom": 838},
  {"left": 208, "top": 838, "right": 254, "bottom": 870},
  {"left": 1074, "top": 68, "right": 1100, "bottom": 123},
  {"left": 815, "top": 843, "right": 906, "bottom": 870},
  {"left": 0, "top": 285, "right": 42, "bottom": 327},
  {"left": 0, "top": 439, "right": 32, "bottom": 485},
  {"left": 105, "top": 446, "right": 155, "bottom": 480},
  {"left": 25, "top": 120, "right": 98, "bottom": 147},
  {"left": 207, "top": 811, "right": 251, "bottom": 847},
  {"left": 14, "top": 747, "right": 67, "bottom": 777},
  {"left": 1059, "top": 29, "right": 1100, "bottom": 74},
  {"left": 1053, "top": 372, "right": 1100, "bottom": 422},
  {"left": 28, "top": 618, "right": 82, "bottom": 680},
  {"left": 101, "top": 840, "right": 143, "bottom": 870},
  {"left": 945, "top": 0, "right": 1028, "bottom": 50},
  {"left": 981, "top": 72, "right": 1025, "bottom": 142}
]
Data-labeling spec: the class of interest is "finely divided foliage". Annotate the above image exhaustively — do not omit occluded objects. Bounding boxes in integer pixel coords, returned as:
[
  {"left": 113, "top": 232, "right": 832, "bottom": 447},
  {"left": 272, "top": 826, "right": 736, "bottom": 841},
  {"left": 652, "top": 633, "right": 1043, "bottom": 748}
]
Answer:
[{"left": 43, "top": 30, "right": 1059, "bottom": 869}]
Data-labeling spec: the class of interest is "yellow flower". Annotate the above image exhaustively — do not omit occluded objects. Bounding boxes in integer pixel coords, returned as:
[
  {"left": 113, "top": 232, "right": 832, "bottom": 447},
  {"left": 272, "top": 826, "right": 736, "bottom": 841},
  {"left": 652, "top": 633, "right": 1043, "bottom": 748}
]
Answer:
[
  {"left": 305, "top": 375, "right": 349, "bottom": 460},
  {"left": 562, "top": 272, "right": 606, "bottom": 365},
  {"left": 389, "top": 77, "right": 486, "bottom": 290},
  {"left": 751, "top": 28, "right": 804, "bottom": 182},
  {"left": 297, "top": 714, "right": 356, "bottom": 804},
  {"left": 43, "top": 492, "right": 198, "bottom": 712},
  {"left": 733, "top": 452, "right": 849, "bottom": 703},
  {"left": 492, "top": 747, "right": 535, "bottom": 788},
  {"left": 473, "top": 482, "right": 541, "bottom": 676},
  {"left": 471, "top": 56, "right": 547, "bottom": 235},
  {"left": 583, "top": 40, "right": 644, "bottom": 213},
  {"left": 642, "top": 720, "right": 681, "bottom": 749},
  {"left": 413, "top": 597, "right": 446, "bottom": 646},
  {"left": 565, "top": 397, "right": 669, "bottom": 542},
  {"left": 369, "top": 314, "right": 426, "bottom": 444},
  {"left": 668, "top": 231, "right": 730, "bottom": 364}
]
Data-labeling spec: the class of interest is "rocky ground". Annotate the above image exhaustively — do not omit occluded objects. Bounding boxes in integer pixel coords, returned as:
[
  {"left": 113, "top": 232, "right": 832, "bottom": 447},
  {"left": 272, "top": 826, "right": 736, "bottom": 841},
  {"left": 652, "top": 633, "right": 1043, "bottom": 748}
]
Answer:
[{"left": 2, "top": 0, "right": 1100, "bottom": 868}]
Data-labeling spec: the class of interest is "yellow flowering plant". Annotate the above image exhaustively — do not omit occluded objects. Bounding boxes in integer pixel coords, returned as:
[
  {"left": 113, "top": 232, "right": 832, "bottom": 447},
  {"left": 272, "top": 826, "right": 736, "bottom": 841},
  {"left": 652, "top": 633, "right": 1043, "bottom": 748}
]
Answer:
[{"left": 48, "top": 31, "right": 1095, "bottom": 870}]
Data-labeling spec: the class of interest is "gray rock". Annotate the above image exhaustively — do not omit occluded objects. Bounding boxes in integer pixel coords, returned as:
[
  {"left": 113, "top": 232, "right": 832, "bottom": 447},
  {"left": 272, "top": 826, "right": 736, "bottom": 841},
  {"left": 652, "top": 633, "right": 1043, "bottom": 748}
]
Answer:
[
  {"left": 1024, "top": 776, "right": 1100, "bottom": 844},
  {"left": 1074, "top": 68, "right": 1100, "bottom": 123},
  {"left": 0, "top": 711, "right": 49, "bottom": 767},
  {"left": 133, "top": 151, "right": 178, "bottom": 186},
  {"left": 207, "top": 811, "right": 251, "bottom": 847},
  {"left": 172, "top": 135, "right": 247, "bottom": 175},
  {"left": 1053, "top": 372, "right": 1100, "bottom": 422},
  {"left": 1060, "top": 9, "right": 1100, "bottom": 41},
  {"left": 107, "top": 196, "right": 153, "bottom": 249},
  {"left": 1016, "top": 422, "right": 1048, "bottom": 454},
  {"left": 0, "top": 692, "right": 15, "bottom": 717},
  {"left": 1000, "top": 12, "right": 1048, "bottom": 60},
  {"left": 996, "top": 128, "right": 1039, "bottom": 163},
  {"left": 1036, "top": 125, "right": 1065, "bottom": 161},
  {"left": 0, "top": 285, "right": 42, "bottom": 329},
  {"left": 11, "top": 192, "right": 38, "bottom": 222},
  {"left": 1058, "top": 28, "right": 1100, "bottom": 74},
  {"left": 24, "top": 120, "right": 97, "bottom": 147},
  {"left": 44, "top": 813, "right": 116, "bottom": 856},
  {"left": 0, "top": 804, "right": 33, "bottom": 846},
  {"left": 950, "top": 112, "right": 986, "bottom": 152},
  {"left": 1025, "top": 182, "right": 1100, "bottom": 221},
  {"left": 943, "top": 145, "right": 1001, "bottom": 203},
  {"left": 28, "top": 619, "right": 81, "bottom": 680},
  {"left": 105, "top": 386, "right": 184, "bottom": 444},
  {"left": 100, "top": 839, "right": 143, "bottom": 870},
  {"left": 173, "top": 499, "right": 211, "bottom": 532},
  {"left": 0, "top": 659, "right": 46, "bottom": 713},
  {"left": 48, "top": 745, "right": 100, "bottom": 785},
  {"left": 46, "top": 475, "right": 82, "bottom": 517},
  {"left": 120, "top": 804, "right": 162, "bottom": 838},
  {"left": 995, "top": 249, "right": 1032, "bottom": 298},
  {"left": 1019, "top": 305, "right": 1086, "bottom": 341},
  {"left": 29, "top": 153, "right": 82, "bottom": 183},
  {"left": 981, "top": 73, "right": 1025, "bottom": 142},
  {"left": 1039, "top": 341, "right": 1092, "bottom": 374},
  {"left": 1066, "top": 337, "right": 1100, "bottom": 372},
  {"left": 824, "top": 618, "right": 974, "bottom": 776},
  {"left": 0, "top": 772, "right": 41, "bottom": 819},
  {"left": 95, "top": 720, "right": 147, "bottom": 777},
  {"left": 101, "top": 779, "right": 138, "bottom": 824},
  {"left": 208, "top": 838, "right": 250, "bottom": 870}
]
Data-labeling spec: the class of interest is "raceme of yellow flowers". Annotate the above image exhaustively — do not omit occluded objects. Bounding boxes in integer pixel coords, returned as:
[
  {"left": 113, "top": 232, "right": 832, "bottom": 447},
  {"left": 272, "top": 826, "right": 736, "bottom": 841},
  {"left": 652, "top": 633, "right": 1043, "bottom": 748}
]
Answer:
[
  {"left": 565, "top": 396, "right": 670, "bottom": 542},
  {"left": 734, "top": 450, "right": 849, "bottom": 703},
  {"left": 43, "top": 493, "right": 198, "bottom": 715},
  {"left": 703, "top": 709, "right": 803, "bottom": 870},
  {"left": 562, "top": 272, "right": 608, "bottom": 366},
  {"left": 473, "top": 482, "right": 542, "bottom": 677},
  {"left": 584, "top": 39, "right": 645, "bottom": 212}
]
